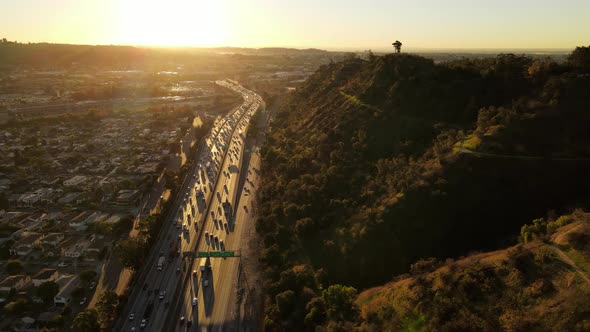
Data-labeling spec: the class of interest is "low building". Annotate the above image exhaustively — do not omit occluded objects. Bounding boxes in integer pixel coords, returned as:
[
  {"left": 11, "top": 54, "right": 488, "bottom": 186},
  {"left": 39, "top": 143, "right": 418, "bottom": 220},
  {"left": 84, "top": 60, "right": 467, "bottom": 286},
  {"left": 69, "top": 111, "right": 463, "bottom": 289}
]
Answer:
[
  {"left": 57, "top": 192, "right": 83, "bottom": 204},
  {"left": 32, "top": 268, "right": 59, "bottom": 287},
  {"left": 115, "top": 189, "right": 141, "bottom": 206},
  {"left": 9, "top": 232, "right": 43, "bottom": 256},
  {"left": 0, "top": 275, "right": 32, "bottom": 294},
  {"left": 63, "top": 175, "right": 87, "bottom": 187},
  {"left": 67, "top": 210, "right": 94, "bottom": 231},
  {"left": 60, "top": 237, "right": 91, "bottom": 258},
  {"left": 40, "top": 233, "right": 65, "bottom": 247},
  {"left": 53, "top": 275, "right": 79, "bottom": 306}
]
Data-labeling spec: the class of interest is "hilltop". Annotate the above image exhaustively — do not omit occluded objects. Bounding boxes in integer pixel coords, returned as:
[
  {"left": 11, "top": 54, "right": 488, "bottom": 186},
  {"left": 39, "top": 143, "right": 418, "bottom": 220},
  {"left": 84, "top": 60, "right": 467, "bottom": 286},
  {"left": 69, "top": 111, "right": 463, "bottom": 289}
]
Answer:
[{"left": 256, "top": 47, "right": 590, "bottom": 330}]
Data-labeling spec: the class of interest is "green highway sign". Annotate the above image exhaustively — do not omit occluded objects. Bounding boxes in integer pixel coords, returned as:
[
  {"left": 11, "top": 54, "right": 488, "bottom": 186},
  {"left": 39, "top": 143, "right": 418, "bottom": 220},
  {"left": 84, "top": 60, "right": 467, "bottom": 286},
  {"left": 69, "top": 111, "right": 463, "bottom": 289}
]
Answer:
[{"left": 197, "top": 251, "right": 236, "bottom": 258}]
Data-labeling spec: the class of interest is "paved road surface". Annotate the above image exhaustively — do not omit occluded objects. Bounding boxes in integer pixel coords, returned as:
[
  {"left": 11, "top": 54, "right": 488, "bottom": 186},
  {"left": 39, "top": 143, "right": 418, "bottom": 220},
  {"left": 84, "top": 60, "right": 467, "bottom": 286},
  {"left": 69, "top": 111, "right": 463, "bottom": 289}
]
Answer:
[{"left": 119, "top": 80, "right": 261, "bottom": 332}]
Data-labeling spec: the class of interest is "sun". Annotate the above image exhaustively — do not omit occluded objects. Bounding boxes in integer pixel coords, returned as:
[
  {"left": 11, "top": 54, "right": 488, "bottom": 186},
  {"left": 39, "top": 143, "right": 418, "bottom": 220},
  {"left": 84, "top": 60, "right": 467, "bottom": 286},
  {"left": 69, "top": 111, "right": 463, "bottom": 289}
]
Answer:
[{"left": 115, "top": 0, "right": 227, "bottom": 46}]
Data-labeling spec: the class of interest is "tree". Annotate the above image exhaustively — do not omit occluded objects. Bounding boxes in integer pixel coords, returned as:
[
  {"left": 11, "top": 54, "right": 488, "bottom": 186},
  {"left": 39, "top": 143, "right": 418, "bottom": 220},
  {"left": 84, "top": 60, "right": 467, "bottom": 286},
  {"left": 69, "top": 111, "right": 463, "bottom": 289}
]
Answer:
[
  {"left": 79, "top": 270, "right": 97, "bottom": 286},
  {"left": 568, "top": 46, "right": 590, "bottom": 71},
  {"left": 321, "top": 284, "right": 359, "bottom": 322},
  {"left": 3, "top": 298, "right": 29, "bottom": 315},
  {"left": 275, "top": 290, "right": 296, "bottom": 316},
  {"left": 113, "top": 237, "right": 146, "bottom": 270},
  {"left": 71, "top": 287, "right": 85, "bottom": 301},
  {"left": 0, "top": 192, "right": 8, "bottom": 210},
  {"left": 72, "top": 309, "right": 100, "bottom": 332},
  {"left": 392, "top": 40, "right": 403, "bottom": 53},
  {"left": 37, "top": 281, "right": 59, "bottom": 304},
  {"left": 5, "top": 259, "right": 23, "bottom": 275},
  {"left": 96, "top": 291, "right": 118, "bottom": 326},
  {"left": 112, "top": 215, "right": 134, "bottom": 236}
]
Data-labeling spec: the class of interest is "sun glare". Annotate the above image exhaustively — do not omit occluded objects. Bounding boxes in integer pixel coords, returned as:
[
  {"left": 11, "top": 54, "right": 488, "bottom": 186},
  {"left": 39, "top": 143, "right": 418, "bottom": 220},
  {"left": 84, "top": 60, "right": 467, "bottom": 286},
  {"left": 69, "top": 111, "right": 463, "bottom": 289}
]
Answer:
[{"left": 116, "top": 0, "right": 227, "bottom": 46}]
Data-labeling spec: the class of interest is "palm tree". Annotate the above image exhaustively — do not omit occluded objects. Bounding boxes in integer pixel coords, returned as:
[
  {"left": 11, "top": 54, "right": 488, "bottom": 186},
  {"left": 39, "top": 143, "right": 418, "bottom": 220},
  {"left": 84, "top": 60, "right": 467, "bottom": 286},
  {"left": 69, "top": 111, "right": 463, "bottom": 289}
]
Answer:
[{"left": 392, "top": 40, "right": 402, "bottom": 53}]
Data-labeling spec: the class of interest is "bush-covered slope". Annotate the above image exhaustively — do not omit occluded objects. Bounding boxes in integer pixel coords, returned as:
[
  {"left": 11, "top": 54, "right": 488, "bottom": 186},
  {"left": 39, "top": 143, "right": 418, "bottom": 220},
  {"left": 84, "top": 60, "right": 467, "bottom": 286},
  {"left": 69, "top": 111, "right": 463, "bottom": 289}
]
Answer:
[
  {"left": 257, "top": 48, "right": 590, "bottom": 330},
  {"left": 356, "top": 211, "right": 590, "bottom": 332}
]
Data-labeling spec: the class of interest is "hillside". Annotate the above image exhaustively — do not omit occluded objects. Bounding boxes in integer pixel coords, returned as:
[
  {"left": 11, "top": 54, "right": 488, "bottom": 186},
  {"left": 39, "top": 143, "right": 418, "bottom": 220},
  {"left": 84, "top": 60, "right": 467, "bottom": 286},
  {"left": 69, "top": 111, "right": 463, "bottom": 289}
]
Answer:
[
  {"left": 256, "top": 47, "right": 590, "bottom": 330},
  {"left": 356, "top": 211, "right": 590, "bottom": 331}
]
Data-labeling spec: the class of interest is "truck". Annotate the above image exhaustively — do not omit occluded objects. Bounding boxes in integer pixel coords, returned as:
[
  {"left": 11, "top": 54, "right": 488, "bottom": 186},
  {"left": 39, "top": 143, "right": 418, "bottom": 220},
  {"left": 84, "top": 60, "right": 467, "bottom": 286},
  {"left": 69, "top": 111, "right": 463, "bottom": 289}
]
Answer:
[
  {"left": 199, "top": 257, "right": 211, "bottom": 272},
  {"left": 168, "top": 241, "right": 179, "bottom": 259},
  {"left": 157, "top": 256, "right": 165, "bottom": 271}
]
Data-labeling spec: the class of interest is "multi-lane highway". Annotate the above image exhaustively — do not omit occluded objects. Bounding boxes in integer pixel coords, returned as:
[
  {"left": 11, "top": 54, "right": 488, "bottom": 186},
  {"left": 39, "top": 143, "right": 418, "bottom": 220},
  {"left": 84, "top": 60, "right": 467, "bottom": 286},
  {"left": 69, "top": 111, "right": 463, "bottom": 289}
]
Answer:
[{"left": 119, "top": 80, "right": 262, "bottom": 332}]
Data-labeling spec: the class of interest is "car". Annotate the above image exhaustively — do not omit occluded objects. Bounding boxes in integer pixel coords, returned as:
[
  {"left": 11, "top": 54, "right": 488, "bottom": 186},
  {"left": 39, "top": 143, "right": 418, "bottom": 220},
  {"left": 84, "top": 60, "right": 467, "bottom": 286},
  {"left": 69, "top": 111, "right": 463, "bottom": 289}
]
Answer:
[
  {"left": 193, "top": 269, "right": 197, "bottom": 275},
  {"left": 57, "top": 262, "right": 68, "bottom": 267},
  {"left": 203, "top": 279, "right": 209, "bottom": 287},
  {"left": 180, "top": 316, "right": 185, "bottom": 324},
  {"left": 79, "top": 297, "right": 87, "bottom": 305},
  {"left": 192, "top": 297, "right": 197, "bottom": 306},
  {"left": 129, "top": 313, "right": 135, "bottom": 321},
  {"left": 131, "top": 327, "right": 136, "bottom": 332},
  {"left": 176, "top": 267, "right": 181, "bottom": 273},
  {"left": 159, "top": 291, "right": 166, "bottom": 300},
  {"left": 89, "top": 281, "right": 96, "bottom": 289},
  {"left": 140, "top": 319, "right": 147, "bottom": 328}
]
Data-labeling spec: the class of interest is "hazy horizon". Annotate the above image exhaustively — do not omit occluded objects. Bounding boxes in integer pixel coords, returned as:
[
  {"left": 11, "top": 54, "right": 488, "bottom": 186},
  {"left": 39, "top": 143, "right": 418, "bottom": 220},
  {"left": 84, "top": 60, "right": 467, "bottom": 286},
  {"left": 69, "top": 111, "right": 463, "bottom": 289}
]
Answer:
[{"left": 2, "top": 0, "right": 588, "bottom": 51}]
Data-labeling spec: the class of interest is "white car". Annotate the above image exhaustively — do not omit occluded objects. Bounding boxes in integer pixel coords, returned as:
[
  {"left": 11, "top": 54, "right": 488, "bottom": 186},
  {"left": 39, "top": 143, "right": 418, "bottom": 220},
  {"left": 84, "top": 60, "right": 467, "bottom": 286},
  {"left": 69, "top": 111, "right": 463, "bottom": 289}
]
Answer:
[
  {"left": 140, "top": 319, "right": 147, "bottom": 328},
  {"left": 79, "top": 297, "right": 87, "bottom": 305},
  {"left": 129, "top": 313, "right": 135, "bottom": 320},
  {"left": 192, "top": 297, "right": 197, "bottom": 306}
]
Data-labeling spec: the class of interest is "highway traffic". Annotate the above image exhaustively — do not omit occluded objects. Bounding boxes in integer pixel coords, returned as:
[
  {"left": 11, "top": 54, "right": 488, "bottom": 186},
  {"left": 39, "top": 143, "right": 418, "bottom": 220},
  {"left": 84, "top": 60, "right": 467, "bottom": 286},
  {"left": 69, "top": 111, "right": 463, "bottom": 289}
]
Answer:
[{"left": 119, "top": 80, "right": 262, "bottom": 332}]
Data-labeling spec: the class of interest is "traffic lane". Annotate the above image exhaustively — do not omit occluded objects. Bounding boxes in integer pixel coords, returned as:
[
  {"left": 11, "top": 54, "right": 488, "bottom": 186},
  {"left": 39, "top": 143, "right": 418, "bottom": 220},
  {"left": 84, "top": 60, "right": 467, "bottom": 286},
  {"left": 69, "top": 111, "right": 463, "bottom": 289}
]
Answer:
[
  {"left": 125, "top": 152, "right": 214, "bottom": 331},
  {"left": 169, "top": 132, "right": 243, "bottom": 326},
  {"left": 121, "top": 110, "right": 234, "bottom": 331},
  {"left": 171, "top": 86, "right": 256, "bottom": 328},
  {"left": 183, "top": 123, "right": 247, "bottom": 326},
  {"left": 192, "top": 124, "right": 252, "bottom": 328},
  {"left": 207, "top": 141, "right": 259, "bottom": 327}
]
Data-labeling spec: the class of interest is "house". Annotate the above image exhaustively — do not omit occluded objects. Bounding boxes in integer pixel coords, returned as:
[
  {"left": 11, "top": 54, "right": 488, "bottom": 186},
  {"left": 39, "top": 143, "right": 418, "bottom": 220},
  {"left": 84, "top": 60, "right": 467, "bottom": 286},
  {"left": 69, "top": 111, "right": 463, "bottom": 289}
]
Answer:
[
  {"left": 0, "top": 275, "right": 32, "bottom": 294},
  {"left": 53, "top": 275, "right": 79, "bottom": 306},
  {"left": 40, "top": 233, "right": 65, "bottom": 247},
  {"left": 82, "top": 238, "right": 105, "bottom": 261},
  {"left": 60, "top": 237, "right": 91, "bottom": 258},
  {"left": 115, "top": 189, "right": 141, "bottom": 206},
  {"left": 57, "top": 192, "right": 83, "bottom": 204},
  {"left": 9, "top": 232, "right": 43, "bottom": 256},
  {"left": 32, "top": 268, "right": 59, "bottom": 287},
  {"left": 63, "top": 175, "right": 87, "bottom": 187},
  {"left": 67, "top": 210, "right": 94, "bottom": 231},
  {"left": 17, "top": 189, "right": 54, "bottom": 207}
]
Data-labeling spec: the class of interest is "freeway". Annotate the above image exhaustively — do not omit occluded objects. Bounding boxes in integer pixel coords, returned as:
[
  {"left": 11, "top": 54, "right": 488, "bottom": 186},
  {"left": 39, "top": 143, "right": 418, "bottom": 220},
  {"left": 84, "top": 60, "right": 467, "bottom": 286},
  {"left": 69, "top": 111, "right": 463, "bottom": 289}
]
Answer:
[
  {"left": 119, "top": 80, "right": 261, "bottom": 332},
  {"left": 167, "top": 83, "right": 263, "bottom": 332}
]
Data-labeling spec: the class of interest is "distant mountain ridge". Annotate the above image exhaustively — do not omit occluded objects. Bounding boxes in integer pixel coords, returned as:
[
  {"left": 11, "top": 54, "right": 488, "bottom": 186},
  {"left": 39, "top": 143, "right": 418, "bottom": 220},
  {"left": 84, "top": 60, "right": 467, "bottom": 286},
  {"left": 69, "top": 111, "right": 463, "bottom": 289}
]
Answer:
[{"left": 0, "top": 40, "right": 331, "bottom": 67}]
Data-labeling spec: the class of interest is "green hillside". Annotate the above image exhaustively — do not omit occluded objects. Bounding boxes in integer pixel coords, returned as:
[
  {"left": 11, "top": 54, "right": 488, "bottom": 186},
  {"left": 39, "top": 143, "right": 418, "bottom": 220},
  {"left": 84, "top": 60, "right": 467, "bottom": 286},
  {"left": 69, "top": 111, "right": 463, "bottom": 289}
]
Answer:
[
  {"left": 356, "top": 212, "right": 590, "bottom": 331},
  {"left": 256, "top": 47, "right": 590, "bottom": 330}
]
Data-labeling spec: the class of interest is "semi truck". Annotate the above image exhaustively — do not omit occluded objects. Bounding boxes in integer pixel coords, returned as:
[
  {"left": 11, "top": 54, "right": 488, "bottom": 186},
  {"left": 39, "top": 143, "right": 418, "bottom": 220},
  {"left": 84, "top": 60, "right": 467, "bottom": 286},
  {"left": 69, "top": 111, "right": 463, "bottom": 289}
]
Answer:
[
  {"left": 157, "top": 256, "right": 165, "bottom": 271},
  {"left": 199, "top": 257, "right": 211, "bottom": 272}
]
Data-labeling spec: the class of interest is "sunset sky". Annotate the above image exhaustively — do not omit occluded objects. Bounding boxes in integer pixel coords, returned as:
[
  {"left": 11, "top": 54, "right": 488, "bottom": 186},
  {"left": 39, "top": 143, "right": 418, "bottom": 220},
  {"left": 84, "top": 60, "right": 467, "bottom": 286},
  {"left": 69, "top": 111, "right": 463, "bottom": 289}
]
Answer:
[{"left": 2, "top": 0, "right": 589, "bottom": 51}]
